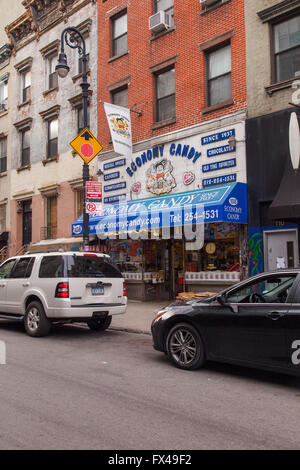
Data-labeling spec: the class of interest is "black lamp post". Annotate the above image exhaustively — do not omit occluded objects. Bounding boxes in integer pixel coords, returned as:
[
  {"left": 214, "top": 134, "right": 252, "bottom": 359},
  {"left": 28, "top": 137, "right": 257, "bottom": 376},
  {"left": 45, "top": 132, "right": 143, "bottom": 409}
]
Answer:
[{"left": 56, "top": 27, "right": 90, "bottom": 249}]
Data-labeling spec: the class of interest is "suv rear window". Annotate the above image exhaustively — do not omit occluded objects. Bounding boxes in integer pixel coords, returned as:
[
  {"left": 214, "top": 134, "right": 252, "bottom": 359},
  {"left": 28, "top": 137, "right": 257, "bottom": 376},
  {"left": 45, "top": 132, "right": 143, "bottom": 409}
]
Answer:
[
  {"left": 39, "top": 256, "right": 64, "bottom": 278},
  {"left": 66, "top": 255, "right": 122, "bottom": 278}
]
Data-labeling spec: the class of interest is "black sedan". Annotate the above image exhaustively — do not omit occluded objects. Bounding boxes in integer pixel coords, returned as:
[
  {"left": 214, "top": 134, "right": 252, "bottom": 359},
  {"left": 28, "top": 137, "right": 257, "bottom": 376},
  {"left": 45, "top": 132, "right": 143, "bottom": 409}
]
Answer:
[{"left": 151, "top": 270, "right": 300, "bottom": 374}]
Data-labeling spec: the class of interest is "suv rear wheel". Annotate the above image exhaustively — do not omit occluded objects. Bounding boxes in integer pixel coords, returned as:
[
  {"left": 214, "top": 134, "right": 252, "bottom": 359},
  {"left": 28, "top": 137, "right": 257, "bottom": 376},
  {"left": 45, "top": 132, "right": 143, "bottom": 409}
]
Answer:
[
  {"left": 87, "top": 316, "right": 112, "bottom": 331},
  {"left": 24, "top": 301, "right": 51, "bottom": 337}
]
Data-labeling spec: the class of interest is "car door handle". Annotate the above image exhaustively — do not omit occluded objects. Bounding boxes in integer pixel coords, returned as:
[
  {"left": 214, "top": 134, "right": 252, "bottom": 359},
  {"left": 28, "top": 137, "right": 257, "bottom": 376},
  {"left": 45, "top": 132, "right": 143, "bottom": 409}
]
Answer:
[
  {"left": 22, "top": 282, "right": 30, "bottom": 287},
  {"left": 0, "top": 283, "right": 5, "bottom": 288},
  {"left": 266, "top": 311, "right": 286, "bottom": 321}
]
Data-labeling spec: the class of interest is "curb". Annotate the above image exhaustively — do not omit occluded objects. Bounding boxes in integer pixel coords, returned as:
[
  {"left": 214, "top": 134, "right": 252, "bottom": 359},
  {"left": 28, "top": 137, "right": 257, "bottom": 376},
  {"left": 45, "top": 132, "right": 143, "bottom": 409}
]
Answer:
[{"left": 109, "top": 326, "right": 151, "bottom": 336}]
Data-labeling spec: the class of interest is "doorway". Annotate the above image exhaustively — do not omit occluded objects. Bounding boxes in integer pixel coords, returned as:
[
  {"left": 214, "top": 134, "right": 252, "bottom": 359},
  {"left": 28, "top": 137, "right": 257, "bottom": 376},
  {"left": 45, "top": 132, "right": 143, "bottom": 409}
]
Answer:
[
  {"left": 22, "top": 200, "right": 32, "bottom": 246},
  {"left": 264, "top": 229, "right": 299, "bottom": 271}
]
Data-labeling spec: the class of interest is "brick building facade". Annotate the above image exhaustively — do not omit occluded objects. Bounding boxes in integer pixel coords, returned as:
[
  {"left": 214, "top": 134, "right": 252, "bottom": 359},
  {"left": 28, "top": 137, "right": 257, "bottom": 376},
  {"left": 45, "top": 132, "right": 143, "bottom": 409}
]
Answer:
[{"left": 89, "top": 0, "right": 249, "bottom": 300}]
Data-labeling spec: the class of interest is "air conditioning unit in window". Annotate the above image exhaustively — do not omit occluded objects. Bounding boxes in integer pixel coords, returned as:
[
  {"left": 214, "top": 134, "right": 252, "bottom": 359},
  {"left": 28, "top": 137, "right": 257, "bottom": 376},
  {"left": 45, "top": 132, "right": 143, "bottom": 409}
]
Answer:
[
  {"left": 200, "top": 0, "right": 222, "bottom": 6},
  {"left": 149, "top": 10, "right": 172, "bottom": 34}
]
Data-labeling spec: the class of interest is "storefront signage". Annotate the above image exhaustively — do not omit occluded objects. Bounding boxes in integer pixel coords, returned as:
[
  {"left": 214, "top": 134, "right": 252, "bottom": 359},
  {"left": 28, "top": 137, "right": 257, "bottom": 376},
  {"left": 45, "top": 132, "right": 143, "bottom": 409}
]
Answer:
[
  {"left": 207, "top": 145, "right": 235, "bottom": 158},
  {"left": 126, "top": 142, "right": 202, "bottom": 178},
  {"left": 202, "top": 158, "right": 236, "bottom": 173},
  {"left": 183, "top": 172, "right": 195, "bottom": 185},
  {"left": 104, "top": 182, "right": 127, "bottom": 192},
  {"left": 103, "top": 158, "right": 126, "bottom": 170},
  {"left": 104, "top": 194, "right": 126, "bottom": 204},
  {"left": 71, "top": 182, "right": 248, "bottom": 235},
  {"left": 201, "top": 129, "right": 235, "bottom": 145},
  {"left": 104, "top": 171, "right": 120, "bottom": 181},
  {"left": 203, "top": 174, "right": 236, "bottom": 187}
]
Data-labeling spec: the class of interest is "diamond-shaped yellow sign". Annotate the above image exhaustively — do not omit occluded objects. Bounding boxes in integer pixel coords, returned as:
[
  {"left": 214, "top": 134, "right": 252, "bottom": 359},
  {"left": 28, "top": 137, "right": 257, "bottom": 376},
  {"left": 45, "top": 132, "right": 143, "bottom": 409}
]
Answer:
[{"left": 70, "top": 127, "right": 103, "bottom": 164}]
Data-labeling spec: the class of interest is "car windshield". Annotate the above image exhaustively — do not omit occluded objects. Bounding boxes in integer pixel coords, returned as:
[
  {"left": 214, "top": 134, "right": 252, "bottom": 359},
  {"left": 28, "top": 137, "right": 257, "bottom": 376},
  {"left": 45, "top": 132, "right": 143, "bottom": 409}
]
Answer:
[{"left": 66, "top": 255, "right": 123, "bottom": 278}]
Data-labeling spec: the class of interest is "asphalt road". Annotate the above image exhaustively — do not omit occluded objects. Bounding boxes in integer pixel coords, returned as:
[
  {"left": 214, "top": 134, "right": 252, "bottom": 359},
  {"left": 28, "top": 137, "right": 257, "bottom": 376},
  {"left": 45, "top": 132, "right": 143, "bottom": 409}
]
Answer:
[{"left": 1, "top": 320, "right": 300, "bottom": 450}]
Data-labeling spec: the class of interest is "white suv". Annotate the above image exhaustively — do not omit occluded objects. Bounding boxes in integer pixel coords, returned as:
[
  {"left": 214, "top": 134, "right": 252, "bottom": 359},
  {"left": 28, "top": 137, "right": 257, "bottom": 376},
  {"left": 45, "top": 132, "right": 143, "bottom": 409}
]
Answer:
[{"left": 0, "top": 251, "right": 127, "bottom": 337}]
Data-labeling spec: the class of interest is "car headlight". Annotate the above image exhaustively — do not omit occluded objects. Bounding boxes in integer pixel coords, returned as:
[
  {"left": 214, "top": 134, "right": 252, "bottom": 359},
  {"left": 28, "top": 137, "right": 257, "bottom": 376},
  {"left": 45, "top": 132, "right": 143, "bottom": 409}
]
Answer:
[{"left": 154, "top": 309, "right": 167, "bottom": 321}]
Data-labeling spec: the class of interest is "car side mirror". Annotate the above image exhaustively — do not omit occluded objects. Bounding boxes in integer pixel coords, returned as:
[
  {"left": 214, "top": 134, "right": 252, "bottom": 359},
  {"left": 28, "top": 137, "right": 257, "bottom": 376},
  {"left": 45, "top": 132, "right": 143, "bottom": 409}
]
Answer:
[
  {"left": 216, "top": 293, "right": 238, "bottom": 313},
  {"left": 216, "top": 294, "right": 227, "bottom": 306}
]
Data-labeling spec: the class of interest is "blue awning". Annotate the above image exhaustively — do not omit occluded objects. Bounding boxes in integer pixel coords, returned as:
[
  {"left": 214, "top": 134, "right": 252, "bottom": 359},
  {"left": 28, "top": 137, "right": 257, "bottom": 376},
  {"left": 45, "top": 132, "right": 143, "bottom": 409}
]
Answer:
[{"left": 72, "top": 182, "right": 248, "bottom": 236}]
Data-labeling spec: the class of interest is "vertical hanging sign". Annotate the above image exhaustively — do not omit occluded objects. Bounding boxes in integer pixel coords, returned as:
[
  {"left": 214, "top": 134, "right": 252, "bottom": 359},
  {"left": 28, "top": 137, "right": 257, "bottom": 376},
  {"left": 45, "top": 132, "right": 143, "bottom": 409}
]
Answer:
[{"left": 103, "top": 102, "right": 132, "bottom": 158}]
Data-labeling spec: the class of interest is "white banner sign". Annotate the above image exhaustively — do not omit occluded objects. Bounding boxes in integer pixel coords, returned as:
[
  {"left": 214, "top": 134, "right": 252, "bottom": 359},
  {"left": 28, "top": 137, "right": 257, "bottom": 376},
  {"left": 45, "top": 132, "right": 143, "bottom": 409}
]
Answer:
[{"left": 103, "top": 102, "right": 132, "bottom": 158}]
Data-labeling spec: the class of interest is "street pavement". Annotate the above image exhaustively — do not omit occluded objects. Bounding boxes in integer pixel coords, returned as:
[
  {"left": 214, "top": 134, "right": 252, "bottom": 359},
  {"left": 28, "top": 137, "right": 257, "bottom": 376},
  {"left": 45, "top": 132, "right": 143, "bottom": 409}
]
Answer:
[
  {"left": 110, "top": 300, "right": 170, "bottom": 334},
  {"left": 1, "top": 317, "right": 300, "bottom": 450}
]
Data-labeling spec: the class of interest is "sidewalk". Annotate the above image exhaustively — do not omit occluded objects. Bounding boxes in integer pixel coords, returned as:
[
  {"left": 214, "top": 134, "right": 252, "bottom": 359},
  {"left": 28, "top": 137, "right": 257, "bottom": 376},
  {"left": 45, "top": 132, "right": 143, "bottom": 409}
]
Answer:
[{"left": 110, "top": 299, "right": 171, "bottom": 334}]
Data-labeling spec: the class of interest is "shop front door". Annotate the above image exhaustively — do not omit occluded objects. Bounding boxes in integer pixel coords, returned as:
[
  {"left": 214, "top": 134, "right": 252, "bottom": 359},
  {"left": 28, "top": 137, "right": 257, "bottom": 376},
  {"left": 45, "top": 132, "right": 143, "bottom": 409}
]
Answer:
[{"left": 264, "top": 229, "right": 299, "bottom": 271}]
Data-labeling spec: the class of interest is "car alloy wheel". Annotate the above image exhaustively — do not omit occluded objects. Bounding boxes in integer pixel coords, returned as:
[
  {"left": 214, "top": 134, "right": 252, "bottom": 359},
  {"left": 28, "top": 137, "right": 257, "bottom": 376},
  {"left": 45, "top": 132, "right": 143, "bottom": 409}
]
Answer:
[
  {"left": 169, "top": 328, "right": 197, "bottom": 365},
  {"left": 27, "top": 307, "right": 40, "bottom": 332},
  {"left": 166, "top": 323, "right": 205, "bottom": 370}
]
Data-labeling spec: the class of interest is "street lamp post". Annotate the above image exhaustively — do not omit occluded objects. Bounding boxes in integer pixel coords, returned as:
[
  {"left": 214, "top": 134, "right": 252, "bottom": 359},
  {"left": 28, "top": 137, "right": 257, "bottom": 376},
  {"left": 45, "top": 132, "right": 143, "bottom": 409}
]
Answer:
[{"left": 56, "top": 27, "right": 90, "bottom": 249}]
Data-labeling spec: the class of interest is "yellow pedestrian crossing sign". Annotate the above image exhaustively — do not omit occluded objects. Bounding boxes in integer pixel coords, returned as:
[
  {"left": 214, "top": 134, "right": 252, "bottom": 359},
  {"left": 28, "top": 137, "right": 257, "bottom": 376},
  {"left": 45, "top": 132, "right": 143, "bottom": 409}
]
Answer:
[{"left": 70, "top": 127, "right": 103, "bottom": 164}]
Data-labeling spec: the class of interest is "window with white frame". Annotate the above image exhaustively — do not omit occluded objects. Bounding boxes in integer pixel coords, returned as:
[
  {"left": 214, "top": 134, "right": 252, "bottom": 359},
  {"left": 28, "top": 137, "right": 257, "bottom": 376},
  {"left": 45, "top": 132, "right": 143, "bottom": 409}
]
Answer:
[
  {"left": 21, "top": 70, "right": 31, "bottom": 103},
  {"left": 0, "top": 80, "right": 8, "bottom": 111},
  {"left": 78, "top": 37, "right": 90, "bottom": 74},
  {"left": 154, "top": 0, "right": 174, "bottom": 22},
  {"left": 21, "top": 129, "right": 30, "bottom": 167},
  {"left": 111, "top": 10, "right": 127, "bottom": 57},
  {"left": 0, "top": 138, "right": 7, "bottom": 173},
  {"left": 206, "top": 43, "right": 232, "bottom": 107},
  {"left": 47, "top": 55, "right": 58, "bottom": 90},
  {"left": 273, "top": 15, "right": 300, "bottom": 83},
  {"left": 47, "top": 119, "right": 58, "bottom": 159}
]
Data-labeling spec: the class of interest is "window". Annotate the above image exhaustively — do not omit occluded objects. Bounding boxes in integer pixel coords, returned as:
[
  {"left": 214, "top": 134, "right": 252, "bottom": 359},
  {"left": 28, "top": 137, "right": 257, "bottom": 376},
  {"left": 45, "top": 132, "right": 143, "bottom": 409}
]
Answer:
[
  {"left": 39, "top": 256, "right": 64, "bottom": 278},
  {"left": 154, "top": 0, "right": 174, "bottom": 22},
  {"left": 111, "top": 11, "right": 127, "bottom": 57},
  {"left": 10, "top": 257, "right": 34, "bottom": 279},
  {"left": 0, "top": 205, "right": 6, "bottom": 232},
  {"left": 111, "top": 87, "right": 128, "bottom": 107},
  {"left": 21, "top": 70, "right": 31, "bottom": 103},
  {"left": 155, "top": 67, "right": 175, "bottom": 122},
  {"left": 0, "top": 138, "right": 7, "bottom": 173},
  {"left": 274, "top": 15, "right": 300, "bottom": 83},
  {"left": 226, "top": 275, "right": 296, "bottom": 304},
  {"left": 48, "top": 55, "right": 58, "bottom": 90},
  {"left": 75, "top": 189, "right": 83, "bottom": 219},
  {"left": 21, "top": 130, "right": 30, "bottom": 166},
  {"left": 78, "top": 37, "right": 90, "bottom": 74},
  {"left": 66, "top": 255, "right": 122, "bottom": 278},
  {"left": 46, "top": 195, "right": 57, "bottom": 239},
  {"left": 77, "top": 106, "right": 90, "bottom": 133},
  {"left": 47, "top": 119, "right": 58, "bottom": 159},
  {"left": 0, "top": 80, "right": 8, "bottom": 111},
  {"left": 206, "top": 44, "right": 232, "bottom": 107},
  {"left": 0, "top": 259, "right": 16, "bottom": 279}
]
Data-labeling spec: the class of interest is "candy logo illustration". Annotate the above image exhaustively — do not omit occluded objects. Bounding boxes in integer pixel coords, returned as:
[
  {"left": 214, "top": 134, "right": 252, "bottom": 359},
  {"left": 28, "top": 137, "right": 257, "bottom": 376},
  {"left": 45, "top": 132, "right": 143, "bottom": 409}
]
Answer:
[
  {"left": 183, "top": 172, "right": 195, "bottom": 186},
  {"left": 110, "top": 117, "right": 131, "bottom": 139},
  {"left": 146, "top": 159, "right": 176, "bottom": 195}
]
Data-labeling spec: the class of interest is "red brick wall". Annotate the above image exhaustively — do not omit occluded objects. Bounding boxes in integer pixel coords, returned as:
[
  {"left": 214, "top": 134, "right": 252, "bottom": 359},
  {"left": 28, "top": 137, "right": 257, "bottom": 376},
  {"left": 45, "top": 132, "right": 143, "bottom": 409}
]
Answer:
[{"left": 97, "top": 0, "right": 246, "bottom": 148}]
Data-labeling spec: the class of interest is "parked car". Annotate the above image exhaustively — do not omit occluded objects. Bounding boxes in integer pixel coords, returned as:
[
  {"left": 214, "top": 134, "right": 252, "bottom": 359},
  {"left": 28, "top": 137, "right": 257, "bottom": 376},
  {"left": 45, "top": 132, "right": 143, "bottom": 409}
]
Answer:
[
  {"left": 151, "top": 270, "right": 300, "bottom": 375},
  {"left": 0, "top": 251, "right": 127, "bottom": 337}
]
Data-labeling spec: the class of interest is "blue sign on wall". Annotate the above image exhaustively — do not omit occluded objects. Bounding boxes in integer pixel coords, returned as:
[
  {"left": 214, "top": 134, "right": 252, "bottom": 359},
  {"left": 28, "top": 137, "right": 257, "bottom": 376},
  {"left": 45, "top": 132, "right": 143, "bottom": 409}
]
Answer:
[
  {"left": 202, "top": 174, "right": 237, "bottom": 187},
  {"left": 207, "top": 145, "right": 235, "bottom": 158},
  {"left": 104, "top": 194, "right": 127, "bottom": 204},
  {"left": 103, "top": 158, "right": 126, "bottom": 170},
  {"left": 201, "top": 129, "right": 235, "bottom": 145},
  {"left": 202, "top": 158, "right": 237, "bottom": 173},
  {"left": 104, "top": 182, "right": 127, "bottom": 192},
  {"left": 104, "top": 171, "right": 120, "bottom": 181}
]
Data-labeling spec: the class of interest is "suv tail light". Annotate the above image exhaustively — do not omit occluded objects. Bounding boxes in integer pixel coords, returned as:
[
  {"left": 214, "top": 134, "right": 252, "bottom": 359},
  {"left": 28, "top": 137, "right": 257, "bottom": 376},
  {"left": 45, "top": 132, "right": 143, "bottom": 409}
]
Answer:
[
  {"left": 123, "top": 282, "right": 127, "bottom": 296},
  {"left": 55, "top": 282, "right": 69, "bottom": 298}
]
